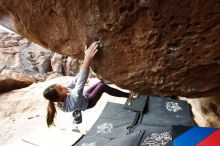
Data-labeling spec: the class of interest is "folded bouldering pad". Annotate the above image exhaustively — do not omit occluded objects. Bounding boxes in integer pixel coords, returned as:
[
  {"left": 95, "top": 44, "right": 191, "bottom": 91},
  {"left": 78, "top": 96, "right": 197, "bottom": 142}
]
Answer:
[
  {"left": 74, "top": 136, "right": 111, "bottom": 146},
  {"left": 140, "top": 96, "right": 193, "bottom": 126},
  {"left": 87, "top": 102, "right": 138, "bottom": 139},
  {"left": 99, "top": 102, "right": 137, "bottom": 120},
  {"left": 105, "top": 130, "right": 144, "bottom": 146},
  {"left": 123, "top": 95, "right": 148, "bottom": 112}
]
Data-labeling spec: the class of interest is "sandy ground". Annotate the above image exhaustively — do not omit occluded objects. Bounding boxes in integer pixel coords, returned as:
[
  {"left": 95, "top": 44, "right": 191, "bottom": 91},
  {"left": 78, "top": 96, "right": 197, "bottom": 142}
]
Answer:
[{"left": 0, "top": 77, "right": 128, "bottom": 146}]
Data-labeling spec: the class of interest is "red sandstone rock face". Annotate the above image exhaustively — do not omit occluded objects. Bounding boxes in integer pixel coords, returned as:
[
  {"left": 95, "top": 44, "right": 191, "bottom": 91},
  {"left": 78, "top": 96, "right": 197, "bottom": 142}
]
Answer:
[{"left": 0, "top": 0, "right": 220, "bottom": 97}]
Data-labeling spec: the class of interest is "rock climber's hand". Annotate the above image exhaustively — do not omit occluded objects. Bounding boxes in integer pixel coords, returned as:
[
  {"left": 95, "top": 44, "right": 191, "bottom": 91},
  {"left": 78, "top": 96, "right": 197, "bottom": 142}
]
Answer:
[
  {"left": 82, "top": 41, "right": 100, "bottom": 71},
  {"left": 84, "top": 41, "right": 99, "bottom": 62}
]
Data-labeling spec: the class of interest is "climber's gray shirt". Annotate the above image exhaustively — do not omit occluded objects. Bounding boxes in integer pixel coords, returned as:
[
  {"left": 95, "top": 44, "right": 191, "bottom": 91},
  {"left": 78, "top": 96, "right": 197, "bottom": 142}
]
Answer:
[{"left": 61, "top": 68, "right": 89, "bottom": 112}]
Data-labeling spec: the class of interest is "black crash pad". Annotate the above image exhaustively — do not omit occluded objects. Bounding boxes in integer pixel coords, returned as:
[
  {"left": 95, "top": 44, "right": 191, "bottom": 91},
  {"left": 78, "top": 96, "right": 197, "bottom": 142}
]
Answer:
[
  {"left": 140, "top": 96, "right": 193, "bottom": 126},
  {"left": 75, "top": 99, "right": 194, "bottom": 146},
  {"left": 99, "top": 102, "right": 137, "bottom": 120},
  {"left": 77, "top": 125, "right": 173, "bottom": 146},
  {"left": 140, "top": 126, "right": 172, "bottom": 146},
  {"left": 131, "top": 124, "right": 173, "bottom": 146},
  {"left": 87, "top": 102, "right": 138, "bottom": 139},
  {"left": 74, "top": 136, "right": 111, "bottom": 146},
  {"left": 86, "top": 117, "right": 132, "bottom": 139},
  {"left": 123, "top": 95, "right": 148, "bottom": 112},
  {"left": 105, "top": 130, "right": 144, "bottom": 146}
]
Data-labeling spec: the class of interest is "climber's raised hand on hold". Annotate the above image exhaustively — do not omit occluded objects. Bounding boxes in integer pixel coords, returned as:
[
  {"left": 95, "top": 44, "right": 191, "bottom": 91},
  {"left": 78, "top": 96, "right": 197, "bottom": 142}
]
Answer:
[
  {"left": 84, "top": 41, "right": 99, "bottom": 61},
  {"left": 82, "top": 41, "right": 99, "bottom": 71}
]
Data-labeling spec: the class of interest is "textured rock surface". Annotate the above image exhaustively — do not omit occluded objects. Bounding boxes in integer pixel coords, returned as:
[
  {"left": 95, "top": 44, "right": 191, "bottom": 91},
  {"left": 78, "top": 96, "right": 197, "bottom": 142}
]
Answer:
[
  {"left": 64, "top": 57, "right": 80, "bottom": 76},
  {"left": 0, "top": 73, "right": 35, "bottom": 93},
  {"left": 1, "top": 0, "right": 220, "bottom": 97},
  {"left": 0, "top": 29, "right": 53, "bottom": 76},
  {"left": 179, "top": 96, "right": 220, "bottom": 127},
  {"left": 51, "top": 53, "right": 63, "bottom": 74},
  {"left": 37, "top": 55, "right": 52, "bottom": 73},
  {"left": 0, "top": 29, "right": 53, "bottom": 92},
  {"left": 0, "top": 28, "right": 81, "bottom": 92}
]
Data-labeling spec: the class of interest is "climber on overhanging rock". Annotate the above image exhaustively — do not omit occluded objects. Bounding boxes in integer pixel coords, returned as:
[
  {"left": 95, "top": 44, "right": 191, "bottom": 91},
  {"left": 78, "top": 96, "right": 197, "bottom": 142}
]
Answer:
[
  {"left": 1, "top": 0, "right": 220, "bottom": 97},
  {"left": 43, "top": 41, "right": 134, "bottom": 127}
]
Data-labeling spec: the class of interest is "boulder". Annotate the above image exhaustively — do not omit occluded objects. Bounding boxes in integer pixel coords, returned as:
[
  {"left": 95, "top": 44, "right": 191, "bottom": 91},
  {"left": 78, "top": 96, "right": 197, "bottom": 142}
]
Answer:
[
  {"left": 37, "top": 56, "right": 52, "bottom": 74},
  {"left": 0, "top": 0, "right": 220, "bottom": 97},
  {"left": 179, "top": 96, "right": 220, "bottom": 127},
  {"left": 0, "top": 29, "right": 55, "bottom": 88},
  {"left": 51, "top": 53, "right": 63, "bottom": 74},
  {"left": 0, "top": 73, "right": 35, "bottom": 93},
  {"left": 64, "top": 57, "right": 80, "bottom": 76}
]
